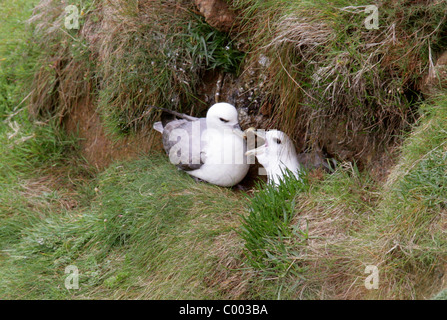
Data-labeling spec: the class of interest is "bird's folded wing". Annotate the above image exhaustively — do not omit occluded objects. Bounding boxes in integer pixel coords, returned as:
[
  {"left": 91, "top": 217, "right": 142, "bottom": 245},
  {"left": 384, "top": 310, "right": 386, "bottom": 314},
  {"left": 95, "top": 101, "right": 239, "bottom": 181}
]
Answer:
[
  {"left": 162, "top": 118, "right": 207, "bottom": 171},
  {"left": 148, "top": 105, "right": 199, "bottom": 123}
]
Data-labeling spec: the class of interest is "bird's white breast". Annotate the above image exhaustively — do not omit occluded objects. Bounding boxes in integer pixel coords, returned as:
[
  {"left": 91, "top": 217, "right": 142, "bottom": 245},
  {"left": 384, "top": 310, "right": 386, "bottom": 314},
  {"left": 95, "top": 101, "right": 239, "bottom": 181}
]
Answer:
[{"left": 188, "top": 129, "right": 249, "bottom": 187}]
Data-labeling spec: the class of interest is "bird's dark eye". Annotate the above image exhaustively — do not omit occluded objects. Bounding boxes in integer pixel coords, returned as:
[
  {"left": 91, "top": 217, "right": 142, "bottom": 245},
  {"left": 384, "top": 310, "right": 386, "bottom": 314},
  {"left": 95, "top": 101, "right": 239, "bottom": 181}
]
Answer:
[
  {"left": 274, "top": 138, "right": 282, "bottom": 144},
  {"left": 219, "top": 117, "right": 229, "bottom": 123}
]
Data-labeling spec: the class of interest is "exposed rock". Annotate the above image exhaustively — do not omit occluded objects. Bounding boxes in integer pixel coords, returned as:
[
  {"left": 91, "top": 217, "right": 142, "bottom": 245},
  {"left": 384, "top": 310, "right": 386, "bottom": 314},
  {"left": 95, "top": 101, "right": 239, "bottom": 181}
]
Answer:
[
  {"left": 194, "top": 0, "right": 237, "bottom": 33},
  {"left": 195, "top": 53, "right": 272, "bottom": 131},
  {"left": 297, "top": 150, "right": 335, "bottom": 172}
]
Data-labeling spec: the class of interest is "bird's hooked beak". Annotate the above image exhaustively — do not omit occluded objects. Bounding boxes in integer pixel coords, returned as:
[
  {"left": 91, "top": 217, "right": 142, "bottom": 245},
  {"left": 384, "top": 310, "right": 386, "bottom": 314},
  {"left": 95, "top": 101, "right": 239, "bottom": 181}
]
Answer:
[
  {"left": 232, "top": 125, "right": 258, "bottom": 139},
  {"left": 245, "top": 128, "right": 266, "bottom": 156},
  {"left": 231, "top": 123, "right": 245, "bottom": 138}
]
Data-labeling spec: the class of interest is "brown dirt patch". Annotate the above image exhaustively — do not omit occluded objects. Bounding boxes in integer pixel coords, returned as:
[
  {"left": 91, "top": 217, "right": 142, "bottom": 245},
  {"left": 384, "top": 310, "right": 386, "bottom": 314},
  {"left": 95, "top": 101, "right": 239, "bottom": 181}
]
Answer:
[{"left": 63, "top": 97, "right": 163, "bottom": 170}]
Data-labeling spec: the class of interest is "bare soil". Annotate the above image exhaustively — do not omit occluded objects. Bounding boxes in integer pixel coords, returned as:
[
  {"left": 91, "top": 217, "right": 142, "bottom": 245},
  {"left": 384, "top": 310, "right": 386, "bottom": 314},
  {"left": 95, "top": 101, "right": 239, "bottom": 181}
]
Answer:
[{"left": 63, "top": 97, "right": 162, "bottom": 170}]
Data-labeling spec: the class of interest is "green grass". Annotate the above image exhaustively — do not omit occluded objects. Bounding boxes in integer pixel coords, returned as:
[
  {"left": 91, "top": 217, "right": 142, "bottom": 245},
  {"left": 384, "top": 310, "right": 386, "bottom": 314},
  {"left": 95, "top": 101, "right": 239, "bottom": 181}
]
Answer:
[
  {"left": 432, "top": 288, "right": 447, "bottom": 300},
  {"left": 232, "top": 0, "right": 445, "bottom": 158},
  {"left": 271, "top": 164, "right": 379, "bottom": 299},
  {"left": 1, "top": 0, "right": 447, "bottom": 300},
  {"left": 0, "top": 0, "right": 68, "bottom": 245},
  {"left": 97, "top": 9, "right": 245, "bottom": 136},
  {"left": 240, "top": 171, "right": 309, "bottom": 278},
  {"left": 370, "top": 97, "right": 447, "bottom": 299},
  {"left": 0, "top": 1, "right": 248, "bottom": 298},
  {"left": 0, "top": 156, "right": 249, "bottom": 299},
  {"left": 272, "top": 98, "right": 447, "bottom": 299},
  {"left": 27, "top": 0, "right": 246, "bottom": 137},
  {"left": 2, "top": 99, "right": 442, "bottom": 299},
  {"left": 0, "top": 0, "right": 39, "bottom": 116}
]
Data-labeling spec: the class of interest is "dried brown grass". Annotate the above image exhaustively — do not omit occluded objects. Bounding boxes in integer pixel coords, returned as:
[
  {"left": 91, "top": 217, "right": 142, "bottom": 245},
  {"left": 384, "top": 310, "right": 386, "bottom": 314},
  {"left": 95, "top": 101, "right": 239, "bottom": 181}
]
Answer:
[
  {"left": 234, "top": 0, "right": 447, "bottom": 172},
  {"left": 27, "top": 0, "right": 200, "bottom": 133}
]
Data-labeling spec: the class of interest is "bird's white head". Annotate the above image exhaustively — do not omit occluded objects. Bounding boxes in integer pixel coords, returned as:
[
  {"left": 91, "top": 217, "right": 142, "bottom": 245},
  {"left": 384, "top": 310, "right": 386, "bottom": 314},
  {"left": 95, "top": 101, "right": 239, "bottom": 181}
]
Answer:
[
  {"left": 206, "top": 102, "right": 241, "bottom": 132},
  {"left": 246, "top": 130, "right": 296, "bottom": 166},
  {"left": 246, "top": 129, "right": 300, "bottom": 184}
]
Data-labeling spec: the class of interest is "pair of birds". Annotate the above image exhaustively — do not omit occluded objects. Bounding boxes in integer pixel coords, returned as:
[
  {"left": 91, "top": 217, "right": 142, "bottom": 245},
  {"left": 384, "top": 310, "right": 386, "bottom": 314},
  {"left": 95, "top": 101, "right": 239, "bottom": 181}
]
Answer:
[{"left": 153, "top": 102, "right": 301, "bottom": 187}]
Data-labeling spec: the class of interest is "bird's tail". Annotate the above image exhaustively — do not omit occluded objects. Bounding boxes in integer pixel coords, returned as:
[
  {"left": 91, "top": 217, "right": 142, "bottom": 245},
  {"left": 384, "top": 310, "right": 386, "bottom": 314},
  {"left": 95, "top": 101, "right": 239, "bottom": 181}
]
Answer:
[
  {"left": 146, "top": 105, "right": 198, "bottom": 122},
  {"left": 153, "top": 121, "right": 164, "bottom": 133}
]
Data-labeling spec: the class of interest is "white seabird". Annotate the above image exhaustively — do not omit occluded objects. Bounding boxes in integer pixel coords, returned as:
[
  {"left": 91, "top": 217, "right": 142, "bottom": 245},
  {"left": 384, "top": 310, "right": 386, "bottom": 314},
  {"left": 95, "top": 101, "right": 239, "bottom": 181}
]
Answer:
[
  {"left": 245, "top": 129, "right": 302, "bottom": 186},
  {"left": 153, "top": 102, "right": 250, "bottom": 187}
]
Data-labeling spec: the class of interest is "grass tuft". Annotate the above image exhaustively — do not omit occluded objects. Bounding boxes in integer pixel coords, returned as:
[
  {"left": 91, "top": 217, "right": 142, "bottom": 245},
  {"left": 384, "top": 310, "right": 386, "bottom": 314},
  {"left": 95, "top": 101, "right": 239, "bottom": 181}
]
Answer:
[
  {"left": 240, "top": 171, "right": 309, "bottom": 279},
  {"left": 233, "top": 0, "right": 447, "bottom": 165},
  {"left": 28, "top": 0, "right": 246, "bottom": 136}
]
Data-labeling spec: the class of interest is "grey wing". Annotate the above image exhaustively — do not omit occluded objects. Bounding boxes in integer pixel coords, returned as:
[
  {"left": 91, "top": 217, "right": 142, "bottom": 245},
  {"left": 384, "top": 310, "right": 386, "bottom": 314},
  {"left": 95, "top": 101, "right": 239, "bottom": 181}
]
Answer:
[
  {"left": 147, "top": 105, "right": 199, "bottom": 126},
  {"left": 162, "top": 118, "right": 207, "bottom": 171}
]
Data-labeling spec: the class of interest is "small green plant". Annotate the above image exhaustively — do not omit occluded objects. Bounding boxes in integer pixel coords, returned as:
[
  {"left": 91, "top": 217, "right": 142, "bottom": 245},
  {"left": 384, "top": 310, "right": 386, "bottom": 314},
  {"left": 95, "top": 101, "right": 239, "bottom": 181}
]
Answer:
[
  {"left": 240, "top": 170, "right": 309, "bottom": 277},
  {"left": 185, "top": 15, "right": 245, "bottom": 74}
]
